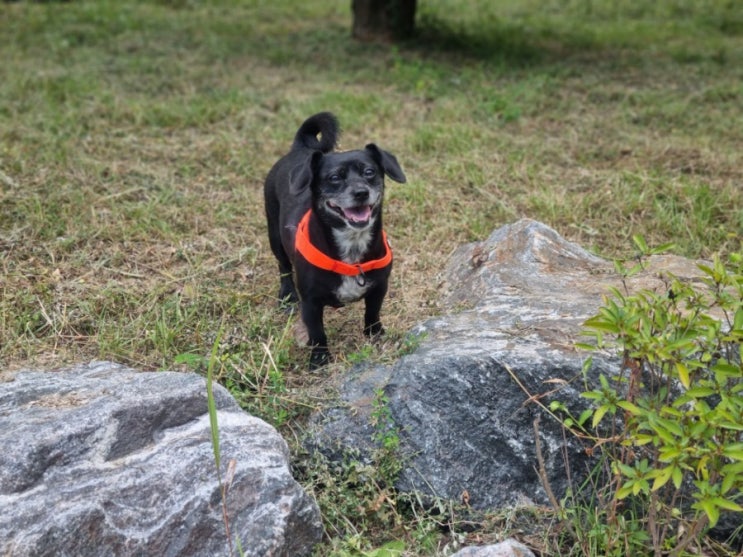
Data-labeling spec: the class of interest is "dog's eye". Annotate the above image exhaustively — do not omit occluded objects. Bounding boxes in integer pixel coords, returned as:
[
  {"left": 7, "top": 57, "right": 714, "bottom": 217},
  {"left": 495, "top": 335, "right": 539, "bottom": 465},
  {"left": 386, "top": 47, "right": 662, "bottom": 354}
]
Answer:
[
  {"left": 363, "top": 167, "right": 376, "bottom": 179},
  {"left": 329, "top": 174, "right": 342, "bottom": 184}
]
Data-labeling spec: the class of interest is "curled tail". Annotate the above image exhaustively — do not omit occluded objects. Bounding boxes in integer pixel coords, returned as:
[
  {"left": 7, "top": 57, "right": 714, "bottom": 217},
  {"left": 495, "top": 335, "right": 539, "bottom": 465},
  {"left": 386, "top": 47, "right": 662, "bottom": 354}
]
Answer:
[{"left": 292, "top": 112, "right": 339, "bottom": 153}]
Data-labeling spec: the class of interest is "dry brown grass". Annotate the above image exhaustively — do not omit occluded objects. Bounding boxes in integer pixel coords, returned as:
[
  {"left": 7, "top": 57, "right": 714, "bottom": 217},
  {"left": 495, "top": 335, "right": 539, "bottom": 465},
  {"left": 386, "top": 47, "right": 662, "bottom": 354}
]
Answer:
[{"left": 1, "top": 0, "right": 741, "bottom": 377}]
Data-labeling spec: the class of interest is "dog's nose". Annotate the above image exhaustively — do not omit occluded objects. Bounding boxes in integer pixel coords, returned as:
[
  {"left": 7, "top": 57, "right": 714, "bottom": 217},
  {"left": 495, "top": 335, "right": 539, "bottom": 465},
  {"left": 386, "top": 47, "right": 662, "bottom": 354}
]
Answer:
[{"left": 352, "top": 188, "right": 370, "bottom": 202}]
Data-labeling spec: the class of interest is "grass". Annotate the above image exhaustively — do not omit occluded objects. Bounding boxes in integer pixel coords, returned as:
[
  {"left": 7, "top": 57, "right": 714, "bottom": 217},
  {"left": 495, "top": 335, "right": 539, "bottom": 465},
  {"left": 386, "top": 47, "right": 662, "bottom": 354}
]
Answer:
[{"left": 1, "top": 0, "right": 742, "bottom": 554}]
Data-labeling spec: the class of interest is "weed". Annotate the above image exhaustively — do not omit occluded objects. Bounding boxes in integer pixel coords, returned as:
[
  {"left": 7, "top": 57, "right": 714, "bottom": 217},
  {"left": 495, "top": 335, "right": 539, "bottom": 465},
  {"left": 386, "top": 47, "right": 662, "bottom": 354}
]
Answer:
[
  {"left": 347, "top": 344, "right": 376, "bottom": 366},
  {"left": 396, "top": 331, "right": 427, "bottom": 358},
  {"left": 305, "top": 389, "right": 405, "bottom": 550},
  {"left": 203, "top": 329, "right": 241, "bottom": 557},
  {"left": 370, "top": 389, "right": 403, "bottom": 488}
]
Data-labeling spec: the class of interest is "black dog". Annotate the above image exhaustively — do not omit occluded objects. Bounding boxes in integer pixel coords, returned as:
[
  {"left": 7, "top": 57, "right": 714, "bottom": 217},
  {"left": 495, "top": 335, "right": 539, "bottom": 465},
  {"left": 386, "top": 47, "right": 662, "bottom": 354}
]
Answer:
[{"left": 264, "top": 112, "right": 406, "bottom": 369}]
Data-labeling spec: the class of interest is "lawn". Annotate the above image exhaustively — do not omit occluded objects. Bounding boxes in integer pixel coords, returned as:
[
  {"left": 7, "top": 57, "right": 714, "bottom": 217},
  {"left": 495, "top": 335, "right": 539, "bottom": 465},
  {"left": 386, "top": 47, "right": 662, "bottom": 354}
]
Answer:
[{"left": 1, "top": 0, "right": 741, "bottom": 553}]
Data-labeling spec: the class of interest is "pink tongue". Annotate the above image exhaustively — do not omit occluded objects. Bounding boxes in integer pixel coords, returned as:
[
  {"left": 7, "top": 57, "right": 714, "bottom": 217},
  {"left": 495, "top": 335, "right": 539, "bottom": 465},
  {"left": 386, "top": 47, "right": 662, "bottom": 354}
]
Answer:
[{"left": 343, "top": 205, "right": 371, "bottom": 222}]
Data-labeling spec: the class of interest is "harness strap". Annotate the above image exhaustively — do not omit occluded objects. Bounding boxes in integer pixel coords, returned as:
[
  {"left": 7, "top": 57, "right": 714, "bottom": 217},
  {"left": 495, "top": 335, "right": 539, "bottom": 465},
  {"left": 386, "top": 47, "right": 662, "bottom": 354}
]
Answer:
[{"left": 294, "top": 210, "right": 392, "bottom": 276}]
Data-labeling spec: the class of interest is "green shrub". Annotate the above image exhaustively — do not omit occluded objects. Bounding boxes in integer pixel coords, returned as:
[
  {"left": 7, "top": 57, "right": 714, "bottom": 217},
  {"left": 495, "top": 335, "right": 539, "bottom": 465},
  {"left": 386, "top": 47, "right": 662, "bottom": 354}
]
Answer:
[{"left": 560, "top": 238, "right": 742, "bottom": 556}]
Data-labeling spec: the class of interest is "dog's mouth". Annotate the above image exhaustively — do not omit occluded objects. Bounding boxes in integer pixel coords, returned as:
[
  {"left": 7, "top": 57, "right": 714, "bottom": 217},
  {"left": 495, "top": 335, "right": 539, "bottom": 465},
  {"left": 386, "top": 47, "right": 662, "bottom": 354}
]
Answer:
[{"left": 327, "top": 202, "right": 373, "bottom": 226}]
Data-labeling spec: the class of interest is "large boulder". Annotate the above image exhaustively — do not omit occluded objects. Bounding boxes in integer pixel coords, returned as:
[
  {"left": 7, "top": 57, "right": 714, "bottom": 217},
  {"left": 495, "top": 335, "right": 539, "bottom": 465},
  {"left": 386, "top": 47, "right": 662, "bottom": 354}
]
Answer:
[
  {"left": 0, "top": 361, "right": 322, "bottom": 557},
  {"left": 306, "top": 219, "right": 704, "bottom": 510}
]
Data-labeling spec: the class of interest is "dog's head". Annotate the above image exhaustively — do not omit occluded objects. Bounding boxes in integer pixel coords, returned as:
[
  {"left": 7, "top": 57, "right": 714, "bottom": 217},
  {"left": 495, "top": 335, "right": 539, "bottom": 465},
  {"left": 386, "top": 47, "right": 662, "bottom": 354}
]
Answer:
[{"left": 291, "top": 144, "right": 406, "bottom": 230}]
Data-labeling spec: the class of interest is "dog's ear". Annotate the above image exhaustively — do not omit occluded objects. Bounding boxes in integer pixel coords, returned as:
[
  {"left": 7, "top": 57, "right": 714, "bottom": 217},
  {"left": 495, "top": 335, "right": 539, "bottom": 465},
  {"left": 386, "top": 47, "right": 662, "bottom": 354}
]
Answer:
[
  {"left": 289, "top": 151, "right": 323, "bottom": 194},
  {"left": 365, "top": 144, "right": 407, "bottom": 183}
]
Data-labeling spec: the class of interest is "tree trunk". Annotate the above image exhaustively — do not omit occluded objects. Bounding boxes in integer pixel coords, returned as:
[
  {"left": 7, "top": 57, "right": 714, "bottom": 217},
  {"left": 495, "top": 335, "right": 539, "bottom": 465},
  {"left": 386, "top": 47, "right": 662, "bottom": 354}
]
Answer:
[{"left": 351, "top": 0, "right": 417, "bottom": 42}]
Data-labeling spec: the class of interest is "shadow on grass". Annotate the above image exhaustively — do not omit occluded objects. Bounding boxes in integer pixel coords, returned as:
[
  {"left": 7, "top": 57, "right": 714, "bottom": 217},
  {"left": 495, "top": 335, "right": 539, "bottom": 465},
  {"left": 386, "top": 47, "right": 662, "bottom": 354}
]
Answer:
[
  {"left": 273, "top": 12, "right": 633, "bottom": 83},
  {"left": 406, "top": 13, "right": 559, "bottom": 68}
]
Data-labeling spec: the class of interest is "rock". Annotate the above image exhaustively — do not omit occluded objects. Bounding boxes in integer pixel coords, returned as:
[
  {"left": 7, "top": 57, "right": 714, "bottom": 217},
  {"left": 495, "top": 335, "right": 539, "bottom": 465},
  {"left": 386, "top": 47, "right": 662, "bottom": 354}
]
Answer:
[
  {"left": 450, "top": 539, "right": 535, "bottom": 557},
  {"left": 0, "top": 361, "right": 322, "bottom": 557},
  {"left": 306, "top": 219, "right": 707, "bottom": 510}
]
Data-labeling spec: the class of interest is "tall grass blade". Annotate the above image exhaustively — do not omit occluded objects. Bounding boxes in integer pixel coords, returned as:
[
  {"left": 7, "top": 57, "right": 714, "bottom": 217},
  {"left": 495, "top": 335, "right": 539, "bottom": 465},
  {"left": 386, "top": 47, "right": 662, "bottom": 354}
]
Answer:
[{"left": 206, "top": 329, "right": 224, "bottom": 474}]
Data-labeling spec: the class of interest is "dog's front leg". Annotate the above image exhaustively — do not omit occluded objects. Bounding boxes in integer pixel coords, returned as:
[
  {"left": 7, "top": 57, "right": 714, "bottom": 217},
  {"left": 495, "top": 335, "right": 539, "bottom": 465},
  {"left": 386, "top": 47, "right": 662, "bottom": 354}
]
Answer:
[
  {"left": 301, "top": 299, "right": 330, "bottom": 369},
  {"left": 363, "top": 284, "right": 387, "bottom": 338}
]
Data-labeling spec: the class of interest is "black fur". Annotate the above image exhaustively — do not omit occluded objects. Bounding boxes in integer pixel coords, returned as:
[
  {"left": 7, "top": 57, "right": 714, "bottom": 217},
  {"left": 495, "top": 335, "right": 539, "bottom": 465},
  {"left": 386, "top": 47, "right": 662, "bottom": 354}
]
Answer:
[{"left": 264, "top": 112, "right": 406, "bottom": 369}]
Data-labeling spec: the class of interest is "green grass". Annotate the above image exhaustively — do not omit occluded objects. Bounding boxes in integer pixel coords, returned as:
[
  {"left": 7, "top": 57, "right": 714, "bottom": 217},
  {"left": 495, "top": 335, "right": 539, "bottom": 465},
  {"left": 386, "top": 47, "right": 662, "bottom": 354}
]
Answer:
[{"left": 1, "top": 0, "right": 742, "bottom": 553}]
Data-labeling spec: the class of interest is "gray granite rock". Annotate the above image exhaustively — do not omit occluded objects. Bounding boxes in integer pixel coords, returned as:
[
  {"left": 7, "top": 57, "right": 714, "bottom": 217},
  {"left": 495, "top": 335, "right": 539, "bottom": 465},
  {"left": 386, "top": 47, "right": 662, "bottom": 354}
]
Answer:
[
  {"left": 0, "top": 361, "right": 322, "bottom": 557},
  {"left": 450, "top": 539, "right": 535, "bottom": 557},
  {"left": 306, "top": 219, "right": 706, "bottom": 510}
]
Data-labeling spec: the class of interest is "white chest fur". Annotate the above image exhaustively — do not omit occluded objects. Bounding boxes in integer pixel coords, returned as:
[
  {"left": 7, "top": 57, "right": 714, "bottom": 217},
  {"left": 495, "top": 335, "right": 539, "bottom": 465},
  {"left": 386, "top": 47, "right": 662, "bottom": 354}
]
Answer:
[
  {"left": 333, "top": 226, "right": 373, "bottom": 264},
  {"left": 335, "top": 275, "right": 372, "bottom": 304},
  {"left": 331, "top": 224, "right": 375, "bottom": 303}
]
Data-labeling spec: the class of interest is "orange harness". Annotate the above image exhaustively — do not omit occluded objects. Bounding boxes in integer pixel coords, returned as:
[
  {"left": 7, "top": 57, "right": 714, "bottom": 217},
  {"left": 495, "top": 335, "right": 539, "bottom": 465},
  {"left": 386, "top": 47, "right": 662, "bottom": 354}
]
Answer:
[{"left": 294, "top": 209, "right": 392, "bottom": 276}]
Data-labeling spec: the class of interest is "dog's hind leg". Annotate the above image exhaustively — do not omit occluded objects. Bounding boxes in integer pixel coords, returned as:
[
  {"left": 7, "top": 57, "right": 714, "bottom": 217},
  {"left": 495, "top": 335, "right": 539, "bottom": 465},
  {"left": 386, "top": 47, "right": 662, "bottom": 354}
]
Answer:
[
  {"left": 266, "top": 225, "right": 298, "bottom": 308},
  {"left": 275, "top": 256, "right": 298, "bottom": 309},
  {"left": 265, "top": 206, "right": 298, "bottom": 308},
  {"left": 278, "top": 271, "right": 298, "bottom": 311},
  {"left": 363, "top": 283, "right": 387, "bottom": 338},
  {"left": 264, "top": 173, "right": 298, "bottom": 308}
]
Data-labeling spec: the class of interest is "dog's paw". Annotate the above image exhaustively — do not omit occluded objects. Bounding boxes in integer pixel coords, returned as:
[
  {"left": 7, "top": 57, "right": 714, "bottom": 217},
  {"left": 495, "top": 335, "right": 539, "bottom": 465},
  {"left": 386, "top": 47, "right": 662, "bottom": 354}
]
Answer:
[
  {"left": 364, "top": 322, "right": 385, "bottom": 338},
  {"left": 278, "top": 282, "right": 299, "bottom": 310},
  {"left": 309, "top": 347, "right": 331, "bottom": 370}
]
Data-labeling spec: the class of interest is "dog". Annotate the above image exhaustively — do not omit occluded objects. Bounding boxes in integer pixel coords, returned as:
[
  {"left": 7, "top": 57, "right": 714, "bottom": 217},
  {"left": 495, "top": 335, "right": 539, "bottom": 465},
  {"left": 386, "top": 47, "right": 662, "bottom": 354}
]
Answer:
[{"left": 264, "top": 112, "right": 406, "bottom": 369}]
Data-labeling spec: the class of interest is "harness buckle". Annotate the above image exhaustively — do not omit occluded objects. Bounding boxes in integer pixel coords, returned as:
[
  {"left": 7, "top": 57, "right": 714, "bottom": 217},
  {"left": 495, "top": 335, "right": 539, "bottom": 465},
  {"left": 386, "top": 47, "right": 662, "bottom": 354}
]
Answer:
[{"left": 355, "top": 266, "right": 367, "bottom": 287}]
